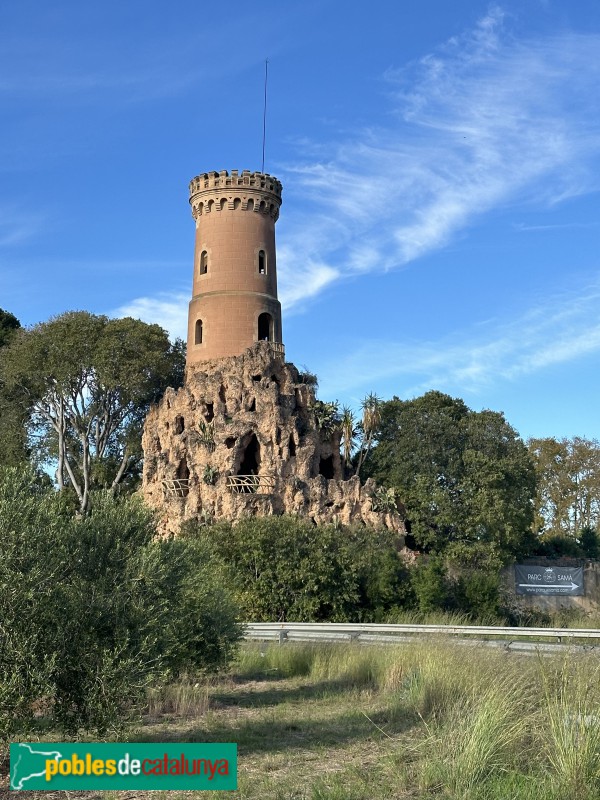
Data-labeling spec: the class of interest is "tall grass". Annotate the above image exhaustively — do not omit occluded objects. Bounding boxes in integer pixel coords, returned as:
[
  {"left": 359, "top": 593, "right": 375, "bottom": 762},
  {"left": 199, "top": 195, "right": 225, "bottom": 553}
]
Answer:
[
  {"left": 540, "top": 654, "right": 600, "bottom": 792},
  {"left": 145, "top": 678, "right": 211, "bottom": 718},
  {"left": 234, "top": 641, "right": 600, "bottom": 798}
]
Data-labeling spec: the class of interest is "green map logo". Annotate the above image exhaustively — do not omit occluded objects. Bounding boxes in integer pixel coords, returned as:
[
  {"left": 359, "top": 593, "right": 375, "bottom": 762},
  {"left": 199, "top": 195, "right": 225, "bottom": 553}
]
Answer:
[{"left": 10, "top": 742, "right": 237, "bottom": 791}]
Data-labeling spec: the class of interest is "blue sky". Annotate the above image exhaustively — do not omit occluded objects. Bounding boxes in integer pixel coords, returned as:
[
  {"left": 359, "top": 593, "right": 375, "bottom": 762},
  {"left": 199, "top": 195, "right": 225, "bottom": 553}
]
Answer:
[{"left": 2, "top": 1, "right": 600, "bottom": 441}]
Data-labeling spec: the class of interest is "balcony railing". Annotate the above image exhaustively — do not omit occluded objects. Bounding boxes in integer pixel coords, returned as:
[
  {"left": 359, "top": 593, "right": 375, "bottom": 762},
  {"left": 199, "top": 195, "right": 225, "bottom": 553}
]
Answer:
[
  {"left": 258, "top": 341, "right": 285, "bottom": 359},
  {"left": 161, "top": 478, "right": 190, "bottom": 498},
  {"left": 226, "top": 474, "right": 276, "bottom": 495}
]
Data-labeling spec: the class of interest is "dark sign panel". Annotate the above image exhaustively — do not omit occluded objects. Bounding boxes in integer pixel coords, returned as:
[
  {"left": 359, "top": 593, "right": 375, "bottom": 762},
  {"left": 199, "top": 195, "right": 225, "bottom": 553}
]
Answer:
[{"left": 515, "top": 565, "right": 584, "bottom": 596}]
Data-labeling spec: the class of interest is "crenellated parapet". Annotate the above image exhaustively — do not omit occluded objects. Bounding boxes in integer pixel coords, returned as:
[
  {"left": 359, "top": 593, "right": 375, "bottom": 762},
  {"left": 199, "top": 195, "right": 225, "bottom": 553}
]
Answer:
[{"left": 189, "top": 170, "right": 282, "bottom": 221}]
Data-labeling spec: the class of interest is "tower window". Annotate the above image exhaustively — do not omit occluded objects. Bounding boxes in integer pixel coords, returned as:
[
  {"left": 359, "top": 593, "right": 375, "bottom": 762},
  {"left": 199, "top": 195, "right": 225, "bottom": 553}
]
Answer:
[
  {"left": 258, "top": 250, "right": 267, "bottom": 274},
  {"left": 258, "top": 312, "right": 273, "bottom": 342},
  {"left": 200, "top": 251, "right": 208, "bottom": 274},
  {"left": 195, "top": 319, "right": 203, "bottom": 345}
]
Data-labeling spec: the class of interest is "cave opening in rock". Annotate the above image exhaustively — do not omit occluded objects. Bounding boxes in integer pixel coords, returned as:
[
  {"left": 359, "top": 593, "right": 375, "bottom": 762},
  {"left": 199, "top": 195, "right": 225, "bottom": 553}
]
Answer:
[
  {"left": 176, "top": 458, "right": 190, "bottom": 480},
  {"left": 289, "top": 434, "right": 296, "bottom": 457},
  {"left": 204, "top": 403, "right": 214, "bottom": 422},
  {"left": 176, "top": 458, "right": 190, "bottom": 496},
  {"left": 319, "top": 455, "right": 334, "bottom": 479},
  {"left": 238, "top": 433, "right": 261, "bottom": 476},
  {"left": 174, "top": 416, "right": 185, "bottom": 434}
]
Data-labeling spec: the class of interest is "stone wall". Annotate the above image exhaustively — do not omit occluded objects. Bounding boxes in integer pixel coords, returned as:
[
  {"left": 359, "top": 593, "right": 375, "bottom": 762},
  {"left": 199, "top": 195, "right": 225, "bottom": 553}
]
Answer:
[{"left": 142, "top": 342, "right": 405, "bottom": 537}]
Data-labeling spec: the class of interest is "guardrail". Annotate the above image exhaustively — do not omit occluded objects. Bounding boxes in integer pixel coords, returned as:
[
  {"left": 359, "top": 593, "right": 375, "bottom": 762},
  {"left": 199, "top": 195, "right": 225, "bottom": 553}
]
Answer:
[{"left": 244, "top": 622, "right": 600, "bottom": 652}]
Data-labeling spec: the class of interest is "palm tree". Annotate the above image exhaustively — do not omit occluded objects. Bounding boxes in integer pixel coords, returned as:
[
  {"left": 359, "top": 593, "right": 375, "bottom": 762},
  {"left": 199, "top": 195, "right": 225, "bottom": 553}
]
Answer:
[
  {"left": 340, "top": 405, "right": 357, "bottom": 478},
  {"left": 355, "top": 392, "right": 382, "bottom": 477}
]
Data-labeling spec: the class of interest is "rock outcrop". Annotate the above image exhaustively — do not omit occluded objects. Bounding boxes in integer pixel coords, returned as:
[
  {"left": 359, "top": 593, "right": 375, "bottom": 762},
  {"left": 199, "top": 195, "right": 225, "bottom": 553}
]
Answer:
[{"left": 142, "top": 342, "right": 404, "bottom": 537}]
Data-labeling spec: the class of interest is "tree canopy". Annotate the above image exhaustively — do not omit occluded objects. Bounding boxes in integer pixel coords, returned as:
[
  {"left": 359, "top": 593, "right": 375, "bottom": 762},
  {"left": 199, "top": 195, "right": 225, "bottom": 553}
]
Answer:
[
  {"left": 528, "top": 436, "right": 600, "bottom": 540},
  {"left": 0, "top": 308, "right": 21, "bottom": 347},
  {"left": 0, "top": 308, "right": 29, "bottom": 467},
  {"left": 362, "top": 391, "right": 537, "bottom": 558},
  {"left": 0, "top": 311, "right": 185, "bottom": 513}
]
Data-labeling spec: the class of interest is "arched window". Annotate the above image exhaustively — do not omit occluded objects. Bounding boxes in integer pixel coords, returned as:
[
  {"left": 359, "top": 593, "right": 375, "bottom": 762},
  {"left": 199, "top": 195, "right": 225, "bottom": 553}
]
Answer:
[
  {"left": 195, "top": 319, "right": 203, "bottom": 345},
  {"left": 220, "top": 198, "right": 227, "bottom": 210},
  {"left": 257, "top": 312, "right": 273, "bottom": 342},
  {"left": 233, "top": 197, "right": 241, "bottom": 210},
  {"left": 247, "top": 199, "right": 254, "bottom": 211},
  {"left": 258, "top": 250, "right": 267, "bottom": 274},
  {"left": 199, "top": 251, "right": 208, "bottom": 274}
]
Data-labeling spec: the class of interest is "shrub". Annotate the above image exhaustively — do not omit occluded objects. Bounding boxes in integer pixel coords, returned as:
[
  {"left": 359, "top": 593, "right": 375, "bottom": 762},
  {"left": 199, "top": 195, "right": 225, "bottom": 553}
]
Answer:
[
  {"left": 411, "top": 557, "right": 452, "bottom": 614},
  {"left": 0, "top": 467, "right": 241, "bottom": 737},
  {"left": 186, "top": 516, "right": 410, "bottom": 622},
  {"left": 580, "top": 526, "right": 600, "bottom": 559}
]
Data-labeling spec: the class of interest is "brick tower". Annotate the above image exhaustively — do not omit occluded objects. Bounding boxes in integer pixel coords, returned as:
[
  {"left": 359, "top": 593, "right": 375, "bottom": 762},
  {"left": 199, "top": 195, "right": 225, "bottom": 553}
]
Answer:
[{"left": 186, "top": 169, "right": 283, "bottom": 367}]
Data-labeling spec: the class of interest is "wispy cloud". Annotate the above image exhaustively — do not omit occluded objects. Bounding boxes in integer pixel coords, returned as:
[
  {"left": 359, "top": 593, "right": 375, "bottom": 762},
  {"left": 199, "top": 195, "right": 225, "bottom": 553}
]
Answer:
[
  {"left": 513, "top": 221, "right": 599, "bottom": 232},
  {"left": 0, "top": 208, "right": 44, "bottom": 247},
  {"left": 278, "top": 8, "right": 600, "bottom": 306},
  {"left": 317, "top": 276, "right": 600, "bottom": 399},
  {"left": 113, "top": 292, "right": 189, "bottom": 341}
]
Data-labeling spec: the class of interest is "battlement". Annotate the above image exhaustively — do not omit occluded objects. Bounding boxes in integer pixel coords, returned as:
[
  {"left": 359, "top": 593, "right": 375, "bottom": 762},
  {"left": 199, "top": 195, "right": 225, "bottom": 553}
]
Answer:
[{"left": 189, "top": 170, "right": 282, "bottom": 221}]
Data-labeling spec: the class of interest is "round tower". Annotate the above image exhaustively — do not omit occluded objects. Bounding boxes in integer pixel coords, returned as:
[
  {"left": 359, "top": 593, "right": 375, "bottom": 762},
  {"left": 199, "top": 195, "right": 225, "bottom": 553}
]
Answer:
[{"left": 186, "top": 169, "right": 283, "bottom": 366}]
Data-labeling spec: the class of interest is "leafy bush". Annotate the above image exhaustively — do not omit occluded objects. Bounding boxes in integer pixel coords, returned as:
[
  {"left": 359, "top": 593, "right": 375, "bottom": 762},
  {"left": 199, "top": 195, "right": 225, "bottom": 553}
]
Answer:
[
  {"left": 185, "top": 515, "right": 410, "bottom": 622},
  {"left": 411, "top": 557, "right": 452, "bottom": 614},
  {"left": 0, "top": 467, "right": 241, "bottom": 737},
  {"left": 580, "top": 526, "right": 600, "bottom": 559},
  {"left": 532, "top": 533, "right": 583, "bottom": 558},
  {"left": 410, "top": 545, "right": 504, "bottom": 621}
]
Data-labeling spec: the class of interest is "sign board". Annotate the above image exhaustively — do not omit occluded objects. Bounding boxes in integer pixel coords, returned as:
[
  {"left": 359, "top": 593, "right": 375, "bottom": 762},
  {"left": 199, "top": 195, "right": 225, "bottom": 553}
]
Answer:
[{"left": 515, "top": 565, "right": 584, "bottom": 596}]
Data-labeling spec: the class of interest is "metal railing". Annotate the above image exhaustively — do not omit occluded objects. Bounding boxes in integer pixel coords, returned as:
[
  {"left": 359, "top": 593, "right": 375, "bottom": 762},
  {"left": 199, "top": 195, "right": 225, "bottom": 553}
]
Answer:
[
  {"left": 244, "top": 622, "right": 600, "bottom": 652},
  {"left": 227, "top": 475, "right": 276, "bottom": 494}
]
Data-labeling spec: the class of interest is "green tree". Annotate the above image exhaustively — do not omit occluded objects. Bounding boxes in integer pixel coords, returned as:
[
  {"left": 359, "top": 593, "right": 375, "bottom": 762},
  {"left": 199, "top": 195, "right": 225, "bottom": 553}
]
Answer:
[
  {"left": 528, "top": 437, "right": 600, "bottom": 539},
  {"left": 0, "top": 308, "right": 29, "bottom": 466},
  {"left": 0, "top": 308, "right": 21, "bottom": 347},
  {"left": 363, "top": 391, "right": 536, "bottom": 558},
  {"left": 354, "top": 392, "right": 382, "bottom": 477},
  {"left": 0, "top": 467, "right": 240, "bottom": 737},
  {"left": 0, "top": 312, "right": 185, "bottom": 513},
  {"left": 340, "top": 405, "right": 358, "bottom": 477}
]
